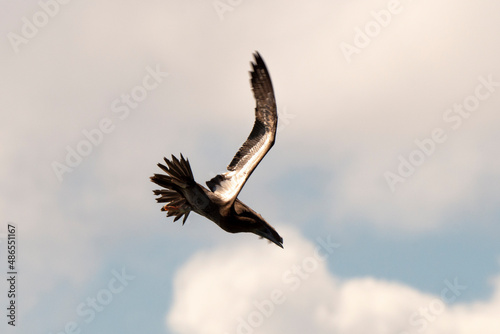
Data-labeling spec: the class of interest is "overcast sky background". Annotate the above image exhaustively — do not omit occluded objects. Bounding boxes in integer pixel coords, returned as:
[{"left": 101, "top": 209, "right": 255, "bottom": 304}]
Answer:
[{"left": 1, "top": 0, "right": 500, "bottom": 333}]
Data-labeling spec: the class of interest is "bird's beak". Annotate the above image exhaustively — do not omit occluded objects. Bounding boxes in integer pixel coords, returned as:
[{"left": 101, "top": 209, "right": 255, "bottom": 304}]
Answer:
[
  {"left": 273, "top": 239, "right": 284, "bottom": 249},
  {"left": 257, "top": 227, "right": 284, "bottom": 248}
]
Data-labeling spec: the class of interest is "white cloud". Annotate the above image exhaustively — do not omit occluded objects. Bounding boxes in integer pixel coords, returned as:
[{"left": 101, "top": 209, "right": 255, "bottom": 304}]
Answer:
[
  {"left": 167, "top": 227, "right": 500, "bottom": 334},
  {"left": 4, "top": 0, "right": 498, "bottom": 237}
]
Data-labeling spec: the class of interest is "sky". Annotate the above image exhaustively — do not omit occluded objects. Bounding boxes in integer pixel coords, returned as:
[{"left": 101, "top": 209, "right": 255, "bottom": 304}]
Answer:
[{"left": 1, "top": 0, "right": 500, "bottom": 333}]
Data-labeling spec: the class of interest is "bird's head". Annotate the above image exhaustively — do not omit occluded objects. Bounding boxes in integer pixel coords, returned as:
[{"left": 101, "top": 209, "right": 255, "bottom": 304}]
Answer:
[
  {"left": 254, "top": 221, "right": 284, "bottom": 248},
  {"left": 228, "top": 203, "right": 283, "bottom": 248}
]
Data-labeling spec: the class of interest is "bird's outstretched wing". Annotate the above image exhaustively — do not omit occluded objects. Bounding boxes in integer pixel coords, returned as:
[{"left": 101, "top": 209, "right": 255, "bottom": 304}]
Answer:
[{"left": 206, "top": 52, "right": 277, "bottom": 204}]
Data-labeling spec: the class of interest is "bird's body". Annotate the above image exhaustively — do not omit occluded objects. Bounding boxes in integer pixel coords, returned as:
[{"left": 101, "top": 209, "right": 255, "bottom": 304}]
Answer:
[{"left": 151, "top": 52, "right": 283, "bottom": 248}]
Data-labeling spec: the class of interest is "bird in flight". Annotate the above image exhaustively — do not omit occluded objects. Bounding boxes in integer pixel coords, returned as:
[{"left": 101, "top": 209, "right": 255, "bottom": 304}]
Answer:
[{"left": 150, "top": 52, "right": 283, "bottom": 248}]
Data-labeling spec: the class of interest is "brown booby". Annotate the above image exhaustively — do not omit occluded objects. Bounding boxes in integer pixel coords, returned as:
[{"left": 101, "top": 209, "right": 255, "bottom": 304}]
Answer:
[{"left": 150, "top": 52, "right": 283, "bottom": 248}]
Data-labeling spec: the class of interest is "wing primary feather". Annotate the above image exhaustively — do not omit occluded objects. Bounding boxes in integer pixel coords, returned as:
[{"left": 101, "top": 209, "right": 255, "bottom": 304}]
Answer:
[{"left": 206, "top": 52, "right": 277, "bottom": 203}]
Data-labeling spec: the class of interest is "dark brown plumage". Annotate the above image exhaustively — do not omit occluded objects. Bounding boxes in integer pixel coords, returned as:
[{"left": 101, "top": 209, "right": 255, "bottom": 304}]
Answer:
[{"left": 150, "top": 52, "right": 282, "bottom": 248}]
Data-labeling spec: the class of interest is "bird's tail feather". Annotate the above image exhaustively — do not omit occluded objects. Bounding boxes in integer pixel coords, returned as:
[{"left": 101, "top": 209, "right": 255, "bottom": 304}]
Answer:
[{"left": 151, "top": 154, "right": 195, "bottom": 225}]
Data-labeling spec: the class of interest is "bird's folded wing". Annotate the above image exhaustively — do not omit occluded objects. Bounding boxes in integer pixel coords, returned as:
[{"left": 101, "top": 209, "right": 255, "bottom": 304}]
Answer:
[{"left": 206, "top": 52, "right": 277, "bottom": 203}]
